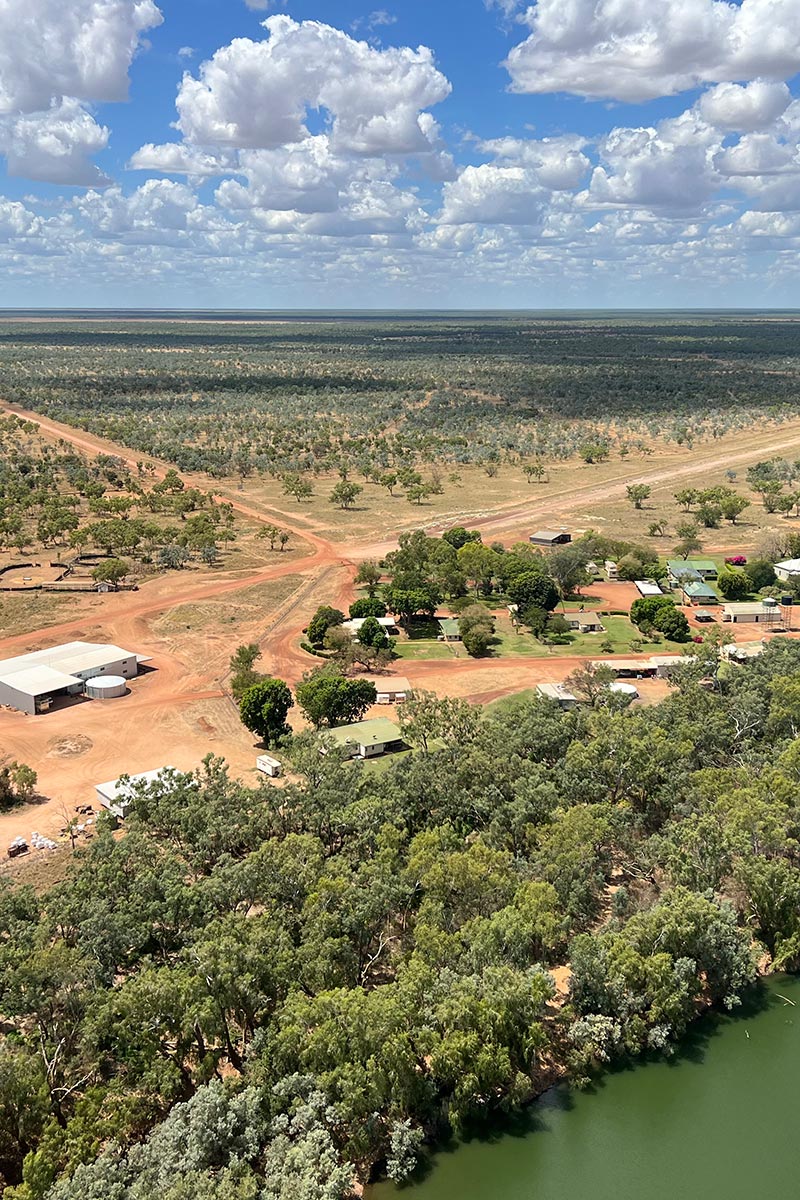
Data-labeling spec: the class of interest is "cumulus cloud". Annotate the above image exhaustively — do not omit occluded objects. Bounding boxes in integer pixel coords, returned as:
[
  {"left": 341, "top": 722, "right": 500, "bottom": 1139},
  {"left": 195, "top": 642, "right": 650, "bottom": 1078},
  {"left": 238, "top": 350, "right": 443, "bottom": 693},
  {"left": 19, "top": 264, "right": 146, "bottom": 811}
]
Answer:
[
  {"left": 0, "top": 0, "right": 161, "bottom": 186},
  {"left": 504, "top": 0, "right": 800, "bottom": 102},
  {"left": 476, "top": 135, "right": 591, "bottom": 190},
  {"left": 0, "top": 0, "right": 162, "bottom": 114},
  {"left": 168, "top": 15, "right": 451, "bottom": 156},
  {"left": 581, "top": 110, "right": 721, "bottom": 213},
  {"left": 438, "top": 164, "right": 549, "bottom": 226},
  {"left": 0, "top": 99, "right": 110, "bottom": 185},
  {"left": 699, "top": 80, "right": 791, "bottom": 132}
]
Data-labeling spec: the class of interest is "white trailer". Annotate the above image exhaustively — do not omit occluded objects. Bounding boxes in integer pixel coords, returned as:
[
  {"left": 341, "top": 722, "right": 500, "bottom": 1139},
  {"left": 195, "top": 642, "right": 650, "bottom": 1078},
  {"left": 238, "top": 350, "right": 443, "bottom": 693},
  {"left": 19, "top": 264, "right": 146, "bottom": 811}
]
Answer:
[{"left": 256, "top": 754, "right": 283, "bottom": 778}]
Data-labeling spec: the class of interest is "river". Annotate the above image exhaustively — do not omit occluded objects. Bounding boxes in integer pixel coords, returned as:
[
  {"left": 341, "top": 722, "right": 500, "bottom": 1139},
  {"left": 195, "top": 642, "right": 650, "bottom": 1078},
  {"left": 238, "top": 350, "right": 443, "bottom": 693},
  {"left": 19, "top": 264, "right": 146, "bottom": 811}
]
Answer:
[{"left": 370, "top": 975, "right": 800, "bottom": 1200}]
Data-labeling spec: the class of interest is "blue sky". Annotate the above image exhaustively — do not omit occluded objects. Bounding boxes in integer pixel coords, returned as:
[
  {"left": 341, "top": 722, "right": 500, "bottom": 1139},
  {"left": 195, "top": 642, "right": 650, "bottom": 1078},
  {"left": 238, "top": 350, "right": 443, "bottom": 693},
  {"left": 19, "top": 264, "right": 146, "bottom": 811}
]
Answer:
[{"left": 1, "top": 0, "right": 800, "bottom": 307}]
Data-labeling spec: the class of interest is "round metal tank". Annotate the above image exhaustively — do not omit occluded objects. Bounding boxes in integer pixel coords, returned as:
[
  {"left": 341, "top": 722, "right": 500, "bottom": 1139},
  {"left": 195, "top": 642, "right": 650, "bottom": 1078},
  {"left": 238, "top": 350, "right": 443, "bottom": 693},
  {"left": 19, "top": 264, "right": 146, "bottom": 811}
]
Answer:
[
  {"left": 609, "top": 681, "right": 639, "bottom": 698},
  {"left": 85, "top": 675, "right": 128, "bottom": 700}
]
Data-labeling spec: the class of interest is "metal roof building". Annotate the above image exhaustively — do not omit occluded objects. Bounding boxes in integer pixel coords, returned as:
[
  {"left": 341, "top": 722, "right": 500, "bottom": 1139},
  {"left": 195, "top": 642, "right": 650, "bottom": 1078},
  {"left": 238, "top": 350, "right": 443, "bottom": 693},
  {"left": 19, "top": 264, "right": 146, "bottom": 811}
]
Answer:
[
  {"left": 530, "top": 529, "right": 571, "bottom": 546},
  {"left": 95, "top": 766, "right": 181, "bottom": 820},
  {"left": 322, "top": 718, "right": 404, "bottom": 759},
  {"left": 0, "top": 641, "right": 150, "bottom": 715}
]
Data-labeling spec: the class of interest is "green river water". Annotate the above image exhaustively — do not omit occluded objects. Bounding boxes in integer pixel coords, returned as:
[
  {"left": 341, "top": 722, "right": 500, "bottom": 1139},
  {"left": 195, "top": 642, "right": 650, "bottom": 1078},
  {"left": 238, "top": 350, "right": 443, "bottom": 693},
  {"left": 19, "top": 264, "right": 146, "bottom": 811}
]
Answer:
[{"left": 370, "top": 975, "right": 800, "bottom": 1200}]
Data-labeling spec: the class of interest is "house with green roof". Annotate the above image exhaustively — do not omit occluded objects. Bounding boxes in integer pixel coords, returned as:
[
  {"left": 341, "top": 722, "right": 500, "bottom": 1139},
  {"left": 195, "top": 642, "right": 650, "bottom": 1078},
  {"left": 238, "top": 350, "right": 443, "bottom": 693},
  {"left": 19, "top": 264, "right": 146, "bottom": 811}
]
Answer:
[
  {"left": 667, "top": 558, "right": 719, "bottom": 583},
  {"left": 321, "top": 718, "right": 405, "bottom": 760},
  {"left": 681, "top": 580, "right": 719, "bottom": 605}
]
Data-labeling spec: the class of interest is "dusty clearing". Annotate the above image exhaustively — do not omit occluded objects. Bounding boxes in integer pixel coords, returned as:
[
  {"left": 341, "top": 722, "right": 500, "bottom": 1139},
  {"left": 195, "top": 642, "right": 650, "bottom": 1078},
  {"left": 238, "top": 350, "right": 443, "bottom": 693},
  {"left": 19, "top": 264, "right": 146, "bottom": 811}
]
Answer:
[{"left": 3, "top": 398, "right": 800, "bottom": 858}]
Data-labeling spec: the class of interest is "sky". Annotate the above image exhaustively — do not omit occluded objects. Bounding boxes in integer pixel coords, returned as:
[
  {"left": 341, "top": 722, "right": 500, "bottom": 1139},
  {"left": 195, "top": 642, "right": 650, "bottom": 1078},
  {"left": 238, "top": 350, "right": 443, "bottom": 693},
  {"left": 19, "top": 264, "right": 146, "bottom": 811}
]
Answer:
[{"left": 2, "top": 0, "right": 800, "bottom": 308}]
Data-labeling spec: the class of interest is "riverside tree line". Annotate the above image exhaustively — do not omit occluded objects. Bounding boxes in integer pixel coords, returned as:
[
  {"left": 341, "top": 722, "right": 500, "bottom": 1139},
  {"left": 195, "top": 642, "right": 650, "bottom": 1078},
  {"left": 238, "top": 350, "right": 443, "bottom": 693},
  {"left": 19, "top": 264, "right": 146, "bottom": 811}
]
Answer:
[{"left": 3, "top": 640, "right": 800, "bottom": 1196}]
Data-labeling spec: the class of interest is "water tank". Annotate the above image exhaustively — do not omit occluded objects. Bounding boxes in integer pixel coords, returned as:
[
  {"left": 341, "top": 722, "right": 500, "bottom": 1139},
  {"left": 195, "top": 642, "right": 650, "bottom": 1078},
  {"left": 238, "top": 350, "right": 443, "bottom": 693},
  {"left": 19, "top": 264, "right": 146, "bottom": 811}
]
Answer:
[
  {"left": 781, "top": 595, "right": 793, "bottom": 607},
  {"left": 763, "top": 597, "right": 778, "bottom": 608},
  {"left": 609, "top": 681, "right": 640, "bottom": 698},
  {"left": 85, "top": 675, "right": 128, "bottom": 700}
]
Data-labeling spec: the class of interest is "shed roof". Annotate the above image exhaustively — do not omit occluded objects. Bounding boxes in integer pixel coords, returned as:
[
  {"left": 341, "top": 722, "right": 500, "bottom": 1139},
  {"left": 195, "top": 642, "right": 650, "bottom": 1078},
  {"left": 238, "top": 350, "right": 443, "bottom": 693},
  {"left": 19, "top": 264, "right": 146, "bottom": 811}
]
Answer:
[
  {"left": 0, "top": 664, "right": 82, "bottom": 697},
  {"left": 530, "top": 529, "right": 568, "bottom": 541},
  {"left": 95, "top": 767, "right": 181, "bottom": 802},
  {"left": 723, "top": 601, "right": 778, "bottom": 615},
  {"left": 635, "top": 580, "right": 663, "bottom": 596},
  {"left": 360, "top": 675, "right": 412, "bottom": 695},
  {"left": 775, "top": 559, "right": 800, "bottom": 573},
  {"left": 325, "top": 718, "right": 402, "bottom": 748},
  {"left": 669, "top": 558, "right": 718, "bottom": 573},
  {"left": 438, "top": 618, "right": 460, "bottom": 636},
  {"left": 0, "top": 641, "right": 145, "bottom": 681},
  {"left": 537, "top": 683, "right": 578, "bottom": 702}
]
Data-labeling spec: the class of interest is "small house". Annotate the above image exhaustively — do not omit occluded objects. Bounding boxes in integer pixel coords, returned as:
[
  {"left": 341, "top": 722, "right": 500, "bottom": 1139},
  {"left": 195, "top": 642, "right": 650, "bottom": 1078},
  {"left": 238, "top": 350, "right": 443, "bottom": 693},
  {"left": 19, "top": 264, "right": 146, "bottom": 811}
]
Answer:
[
  {"left": 605, "top": 560, "right": 619, "bottom": 580},
  {"left": 774, "top": 558, "right": 800, "bottom": 582},
  {"left": 564, "top": 611, "right": 605, "bottom": 633},
  {"left": 668, "top": 558, "right": 718, "bottom": 583},
  {"left": 681, "top": 580, "right": 719, "bottom": 605},
  {"left": 536, "top": 683, "right": 579, "bottom": 708},
  {"left": 530, "top": 529, "right": 571, "bottom": 547},
  {"left": 438, "top": 618, "right": 461, "bottom": 642},
  {"left": 342, "top": 616, "right": 398, "bottom": 636},
  {"left": 322, "top": 718, "right": 404, "bottom": 760}
]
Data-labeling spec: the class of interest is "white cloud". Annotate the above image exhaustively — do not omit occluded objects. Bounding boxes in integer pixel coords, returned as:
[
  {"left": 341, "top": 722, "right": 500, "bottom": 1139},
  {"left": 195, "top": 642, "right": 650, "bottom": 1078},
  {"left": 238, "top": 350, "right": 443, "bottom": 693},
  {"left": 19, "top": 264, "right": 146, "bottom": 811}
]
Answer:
[
  {"left": 699, "top": 80, "right": 791, "bottom": 132},
  {"left": 476, "top": 134, "right": 591, "bottom": 190},
  {"left": 0, "top": 99, "right": 110, "bottom": 185},
  {"left": 504, "top": 0, "right": 800, "bottom": 103},
  {"left": 168, "top": 15, "right": 450, "bottom": 156},
  {"left": 0, "top": 0, "right": 162, "bottom": 114},
  {"left": 130, "top": 142, "right": 240, "bottom": 177},
  {"left": 438, "top": 164, "right": 549, "bottom": 226}
]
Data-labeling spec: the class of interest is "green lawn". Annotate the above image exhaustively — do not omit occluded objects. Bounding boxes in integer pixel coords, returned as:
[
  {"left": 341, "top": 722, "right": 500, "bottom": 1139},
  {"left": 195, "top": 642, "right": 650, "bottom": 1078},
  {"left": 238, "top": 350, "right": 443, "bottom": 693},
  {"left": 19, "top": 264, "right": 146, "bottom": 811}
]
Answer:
[{"left": 393, "top": 638, "right": 456, "bottom": 661}]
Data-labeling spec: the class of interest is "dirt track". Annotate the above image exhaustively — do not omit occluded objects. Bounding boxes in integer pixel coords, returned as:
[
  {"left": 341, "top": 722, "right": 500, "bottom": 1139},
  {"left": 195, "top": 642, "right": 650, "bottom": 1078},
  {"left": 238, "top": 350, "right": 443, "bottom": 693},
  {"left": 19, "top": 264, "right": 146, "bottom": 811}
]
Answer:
[{"left": 2, "top": 400, "right": 799, "bottom": 850}]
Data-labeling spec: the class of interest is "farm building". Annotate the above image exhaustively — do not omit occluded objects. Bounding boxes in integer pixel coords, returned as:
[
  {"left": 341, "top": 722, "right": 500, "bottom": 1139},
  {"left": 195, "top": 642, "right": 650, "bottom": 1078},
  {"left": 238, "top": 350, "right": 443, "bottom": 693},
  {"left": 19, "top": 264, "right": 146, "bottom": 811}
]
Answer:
[
  {"left": 592, "top": 658, "right": 658, "bottom": 678},
  {"left": 635, "top": 580, "right": 663, "bottom": 597},
  {"left": 322, "top": 718, "right": 404, "bottom": 759},
  {"left": 667, "top": 559, "right": 719, "bottom": 582},
  {"left": 774, "top": 558, "right": 800, "bottom": 582},
  {"left": 649, "top": 655, "right": 696, "bottom": 678},
  {"left": 536, "top": 683, "right": 579, "bottom": 708},
  {"left": 605, "top": 560, "right": 619, "bottom": 580},
  {"left": 95, "top": 766, "right": 180, "bottom": 820},
  {"left": 563, "top": 612, "right": 605, "bottom": 633},
  {"left": 0, "top": 641, "right": 150, "bottom": 715},
  {"left": 694, "top": 609, "right": 716, "bottom": 623},
  {"left": 438, "top": 618, "right": 461, "bottom": 642},
  {"left": 530, "top": 530, "right": 571, "bottom": 547},
  {"left": 359, "top": 675, "right": 413, "bottom": 704},
  {"left": 681, "top": 580, "right": 719, "bottom": 605},
  {"left": 341, "top": 617, "right": 398, "bottom": 636},
  {"left": 722, "top": 600, "right": 784, "bottom": 625}
]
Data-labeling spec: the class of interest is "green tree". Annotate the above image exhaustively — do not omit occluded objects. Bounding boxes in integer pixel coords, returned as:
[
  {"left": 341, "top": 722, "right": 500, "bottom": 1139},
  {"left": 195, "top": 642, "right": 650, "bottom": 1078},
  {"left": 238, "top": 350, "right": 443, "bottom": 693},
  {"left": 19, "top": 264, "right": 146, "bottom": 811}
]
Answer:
[
  {"left": 295, "top": 668, "right": 377, "bottom": 727},
  {"left": 626, "top": 484, "right": 651, "bottom": 509},
  {"left": 507, "top": 569, "right": 558, "bottom": 613},
  {"left": 239, "top": 678, "right": 294, "bottom": 746},
  {"left": 329, "top": 482, "right": 362, "bottom": 509},
  {"left": 349, "top": 597, "right": 387, "bottom": 619},
  {"left": 357, "top": 617, "right": 390, "bottom": 651},
  {"left": 307, "top": 606, "right": 345, "bottom": 647},
  {"left": 718, "top": 493, "right": 750, "bottom": 524},
  {"left": 354, "top": 560, "right": 381, "bottom": 595},
  {"left": 91, "top": 557, "right": 129, "bottom": 588},
  {"left": 717, "top": 569, "right": 750, "bottom": 601},
  {"left": 459, "top": 605, "right": 495, "bottom": 657}
]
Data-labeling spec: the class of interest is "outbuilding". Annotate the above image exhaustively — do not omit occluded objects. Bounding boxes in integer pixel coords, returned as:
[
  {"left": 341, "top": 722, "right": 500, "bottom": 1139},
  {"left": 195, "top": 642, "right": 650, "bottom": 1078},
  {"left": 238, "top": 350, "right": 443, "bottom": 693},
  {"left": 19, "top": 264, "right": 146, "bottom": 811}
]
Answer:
[
  {"left": 530, "top": 529, "right": 571, "bottom": 547},
  {"left": 605, "top": 560, "right": 619, "bottom": 580},
  {"left": 722, "top": 600, "right": 783, "bottom": 625},
  {"left": 536, "top": 683, "right": 579, "bottom": 708},
  {"left": 635, "top": 580, "right": 663, "bottom": 597},
  {"left": 95, "top": 766, "right": 181, "bottom": 820},
  {"left": 592, "top": 658, "right": 658, "bottom": 678},
  {"left": 322, "top": 718, "right": 404, "bottom": 759},
  {"left": 256, "top": 755, "right": 282, "bottom": 778},
  {"left": 438, "top": 618, "right": 462, "bottom": 642},
  {"left": 0, "top": 641, "right": 150, "bottom": 715},
  {"left": 359, "top": 675, "right": 413, "bottom": 704}
]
